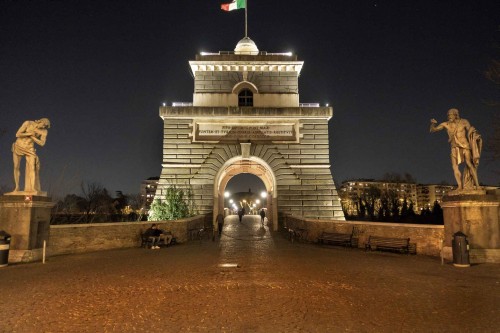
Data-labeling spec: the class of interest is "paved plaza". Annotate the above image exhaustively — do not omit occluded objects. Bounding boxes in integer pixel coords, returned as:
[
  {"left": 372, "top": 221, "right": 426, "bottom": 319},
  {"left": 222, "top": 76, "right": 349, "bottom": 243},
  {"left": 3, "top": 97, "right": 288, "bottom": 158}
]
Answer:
[{"left": 0, "top": 215, "right": 499, "bottom": 332}]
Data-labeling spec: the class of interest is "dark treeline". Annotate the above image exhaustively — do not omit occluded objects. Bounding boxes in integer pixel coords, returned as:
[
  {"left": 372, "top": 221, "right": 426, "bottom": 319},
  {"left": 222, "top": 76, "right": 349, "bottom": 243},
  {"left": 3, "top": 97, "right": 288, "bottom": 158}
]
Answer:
[
  {"left": 343, "top": 189, "right": 444, "bottom": 225},
  {"left": 343, "top": 199, "right": 444, "bottom": 225},
  {"left": 51, "top": 182, "right": 147, "bottom": 224}
]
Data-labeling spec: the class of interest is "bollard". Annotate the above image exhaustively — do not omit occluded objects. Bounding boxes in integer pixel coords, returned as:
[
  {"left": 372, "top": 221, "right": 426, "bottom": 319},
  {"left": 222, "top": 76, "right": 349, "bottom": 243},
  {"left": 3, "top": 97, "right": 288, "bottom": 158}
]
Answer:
[{"left": 43, "top": 240, "right": 46, "bottom": 264}]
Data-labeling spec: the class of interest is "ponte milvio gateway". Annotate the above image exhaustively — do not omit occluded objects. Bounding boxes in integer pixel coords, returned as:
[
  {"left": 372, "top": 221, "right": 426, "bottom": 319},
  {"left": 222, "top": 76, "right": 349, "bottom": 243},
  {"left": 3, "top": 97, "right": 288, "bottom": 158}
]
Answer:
[{"left": 156, "top": 37, "right": 345, "bottom": 231}]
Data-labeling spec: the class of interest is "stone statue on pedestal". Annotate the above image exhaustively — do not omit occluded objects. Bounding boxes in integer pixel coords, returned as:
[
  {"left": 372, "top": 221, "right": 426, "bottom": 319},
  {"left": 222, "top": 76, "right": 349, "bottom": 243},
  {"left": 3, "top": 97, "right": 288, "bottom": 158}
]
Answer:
[
  {"left": 430, "top": 108, "right": 482, "bottom": 191},
  {"left": 0, "top": 118, "right": 54, "bottom": 264},
  {"left": 9, "top": 118, "right": 51, "bottom": 195}
]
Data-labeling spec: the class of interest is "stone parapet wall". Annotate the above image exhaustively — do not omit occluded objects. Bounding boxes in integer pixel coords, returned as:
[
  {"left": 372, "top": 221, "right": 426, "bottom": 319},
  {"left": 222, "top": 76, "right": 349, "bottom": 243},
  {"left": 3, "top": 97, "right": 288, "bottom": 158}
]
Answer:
[
  {"left": 48, "top": 216, "right": 206, "bottom": 257},
  {"left": 282, "top": 216, "right": 444, "bottom": 256}
]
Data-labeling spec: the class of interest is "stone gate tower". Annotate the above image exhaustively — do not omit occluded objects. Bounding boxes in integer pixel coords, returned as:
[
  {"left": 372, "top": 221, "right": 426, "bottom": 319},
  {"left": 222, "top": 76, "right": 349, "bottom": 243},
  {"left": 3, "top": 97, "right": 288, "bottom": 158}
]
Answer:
[{"left": 156, "top": 38, "right": 345, "bottom": 230}]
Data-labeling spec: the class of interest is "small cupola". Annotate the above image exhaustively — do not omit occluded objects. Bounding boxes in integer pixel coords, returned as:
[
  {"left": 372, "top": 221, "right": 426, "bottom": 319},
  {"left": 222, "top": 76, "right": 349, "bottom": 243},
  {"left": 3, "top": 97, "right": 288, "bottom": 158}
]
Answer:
[{"left": 234, "top": 37, "right": 259, "bottom": 55}]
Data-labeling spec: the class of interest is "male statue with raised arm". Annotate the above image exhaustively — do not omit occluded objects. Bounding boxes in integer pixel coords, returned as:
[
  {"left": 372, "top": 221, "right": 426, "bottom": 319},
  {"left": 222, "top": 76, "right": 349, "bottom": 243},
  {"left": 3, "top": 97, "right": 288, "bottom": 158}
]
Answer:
[
  {"left": 430, "top": 108, "right": 481, "bottom": 190},
  {"left": 11, "top": 118, "right": 50, "bottom": 193}
]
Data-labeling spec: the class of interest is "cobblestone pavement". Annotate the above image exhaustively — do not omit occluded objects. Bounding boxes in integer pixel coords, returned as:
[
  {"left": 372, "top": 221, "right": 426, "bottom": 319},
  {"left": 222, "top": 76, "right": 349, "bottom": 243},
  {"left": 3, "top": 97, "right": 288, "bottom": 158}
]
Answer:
[{"left": 1, "top": 215, "right": 499, "bottom": 333}]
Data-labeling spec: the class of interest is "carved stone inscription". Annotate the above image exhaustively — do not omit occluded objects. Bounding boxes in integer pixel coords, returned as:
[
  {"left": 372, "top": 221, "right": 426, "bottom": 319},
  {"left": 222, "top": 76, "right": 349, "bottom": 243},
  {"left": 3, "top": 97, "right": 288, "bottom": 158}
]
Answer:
[{"left": 193, "top": 122, "right": 298, "bottom": 143}]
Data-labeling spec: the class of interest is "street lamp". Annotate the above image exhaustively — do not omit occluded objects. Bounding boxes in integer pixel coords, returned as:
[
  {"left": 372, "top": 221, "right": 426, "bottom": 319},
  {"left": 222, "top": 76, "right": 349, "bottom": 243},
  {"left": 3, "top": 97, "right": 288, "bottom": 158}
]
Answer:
[
  {"left": 224, "top": 191, "right": 230, "bottom": 198},
  {"left": 256, "top": 199, "right": 260, "bottom": 204},
  {"left": 229, "top": 199, "right": 233, "bottom": 204},
  {"left": 261, "top": 191, "right": 267, "bottom": 198}
]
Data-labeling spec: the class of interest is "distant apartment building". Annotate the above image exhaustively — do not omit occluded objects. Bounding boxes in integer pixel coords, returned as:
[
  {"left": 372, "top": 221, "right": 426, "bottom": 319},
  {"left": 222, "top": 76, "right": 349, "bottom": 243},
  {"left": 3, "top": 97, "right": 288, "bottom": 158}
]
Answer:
[
  {"left": 339, "top": 179, "right": 470, "bottom": 215},
  {"left": 415, "top": 184, "right": 455, "bottom": 211},
  {"left": 140, "top": 177, "right": 159, "bottom": 208},
  {"left": 339, "top": 179, "right": 418, "bottom": 215}
]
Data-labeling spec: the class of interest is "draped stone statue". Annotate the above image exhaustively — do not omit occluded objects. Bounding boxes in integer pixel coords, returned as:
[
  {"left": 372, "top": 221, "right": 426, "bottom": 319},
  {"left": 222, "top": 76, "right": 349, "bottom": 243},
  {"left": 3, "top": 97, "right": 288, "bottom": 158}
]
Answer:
[
  {"left": 430, "top": 109, "right": 482, "bottom": 191},
  {"left": 9, "top": 118, "right": 50, "bottom": 194}
]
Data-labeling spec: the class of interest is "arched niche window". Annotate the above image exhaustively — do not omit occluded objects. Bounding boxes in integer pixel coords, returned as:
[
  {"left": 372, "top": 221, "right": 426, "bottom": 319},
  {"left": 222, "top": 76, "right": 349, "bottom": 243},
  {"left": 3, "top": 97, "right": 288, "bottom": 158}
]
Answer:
[{"left": 238, "top": 89, "right": 253, "bottom": 106}]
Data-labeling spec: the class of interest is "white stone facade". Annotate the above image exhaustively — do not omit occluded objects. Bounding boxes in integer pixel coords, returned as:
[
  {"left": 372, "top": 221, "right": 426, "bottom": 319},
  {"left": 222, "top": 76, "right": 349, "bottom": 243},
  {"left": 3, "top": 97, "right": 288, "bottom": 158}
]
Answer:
[{"left": 156, "top": 41, "right": 345, "bottom": 228}]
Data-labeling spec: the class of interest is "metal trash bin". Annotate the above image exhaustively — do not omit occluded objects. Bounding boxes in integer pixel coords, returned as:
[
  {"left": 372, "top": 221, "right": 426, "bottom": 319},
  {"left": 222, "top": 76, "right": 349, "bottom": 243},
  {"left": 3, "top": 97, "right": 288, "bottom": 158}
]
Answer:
[
  {"left": 0, "top": 231, "right": 11, "bottom": 267},
  {"left": 452, "top": 231, "right": 470, "bottom": 267}
]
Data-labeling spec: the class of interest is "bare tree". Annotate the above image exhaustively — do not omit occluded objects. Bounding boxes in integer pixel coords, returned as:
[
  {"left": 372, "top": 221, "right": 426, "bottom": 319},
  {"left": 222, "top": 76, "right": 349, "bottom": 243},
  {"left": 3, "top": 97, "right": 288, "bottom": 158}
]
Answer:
[
  {"left": 51, "top": 194, "right": 87, "bottom": 224},
  {"left": 80, "top": 182, "right": 114, "bottom": 222},
  {"left": 127, "top": 193, "right": 147, "bottom": 221},
  {"left": 381, "top": 172, "right": 416, "bottom": 184},
  {"left": 360, "top": 186, "right": 381, "bottom": 220}
]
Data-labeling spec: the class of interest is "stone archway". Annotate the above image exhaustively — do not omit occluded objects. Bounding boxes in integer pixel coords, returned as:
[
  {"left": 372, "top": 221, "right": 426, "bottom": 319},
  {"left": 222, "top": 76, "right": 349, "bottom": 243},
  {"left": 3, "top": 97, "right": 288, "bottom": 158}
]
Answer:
[{"left": 213, "top": 155, "right": 278, "bottom": 231}]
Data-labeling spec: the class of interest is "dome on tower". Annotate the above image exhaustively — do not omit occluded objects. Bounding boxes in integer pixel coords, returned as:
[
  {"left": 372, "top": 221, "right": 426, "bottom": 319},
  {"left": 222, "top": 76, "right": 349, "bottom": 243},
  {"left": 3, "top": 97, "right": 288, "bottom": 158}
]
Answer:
[{"left": 234, "top": 37, "right": 259, "bottom": 55}]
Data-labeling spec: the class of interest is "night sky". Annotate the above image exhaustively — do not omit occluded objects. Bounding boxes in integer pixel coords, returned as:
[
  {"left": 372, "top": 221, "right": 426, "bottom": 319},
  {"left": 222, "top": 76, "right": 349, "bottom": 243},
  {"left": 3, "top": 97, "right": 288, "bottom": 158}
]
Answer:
[{"left": 1, "top": 0, "right": 498, "bottom": 198}]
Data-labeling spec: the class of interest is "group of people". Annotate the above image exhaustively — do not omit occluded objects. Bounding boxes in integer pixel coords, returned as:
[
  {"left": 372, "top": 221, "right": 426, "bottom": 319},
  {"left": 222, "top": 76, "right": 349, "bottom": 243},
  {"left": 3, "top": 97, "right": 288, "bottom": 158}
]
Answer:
[
  {"left": 216, "top": 208, "right": 267, "bottom": 237},
  {"left": 237, "top": 208, "right": 266, "bottom": 225},
  {"left": 143, "top": 224, "right": 173, "bottom": 249}
]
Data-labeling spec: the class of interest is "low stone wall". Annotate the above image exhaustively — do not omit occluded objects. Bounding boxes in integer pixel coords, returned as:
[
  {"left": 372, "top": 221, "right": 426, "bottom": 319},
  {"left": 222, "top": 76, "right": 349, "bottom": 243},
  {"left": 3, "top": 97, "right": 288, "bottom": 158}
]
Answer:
[
  {"left": 283, "top": 216, "right": 444, "bottom": 256},
  {"left": 48, "top": 216, "right": 207, "bottom": 257},
  {"left": 48, "top": 215, "right": 445, "bottom": 258}
]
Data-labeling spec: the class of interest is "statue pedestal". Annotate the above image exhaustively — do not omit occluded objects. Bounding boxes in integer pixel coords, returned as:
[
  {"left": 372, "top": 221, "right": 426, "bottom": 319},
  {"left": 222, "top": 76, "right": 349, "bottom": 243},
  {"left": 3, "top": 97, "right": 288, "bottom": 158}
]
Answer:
[
  {"left": 0, "top": 195, "right": 54, "bottom": 263},
  {"left": 441, "top": 190, "right": 500, "bottom": 264}
]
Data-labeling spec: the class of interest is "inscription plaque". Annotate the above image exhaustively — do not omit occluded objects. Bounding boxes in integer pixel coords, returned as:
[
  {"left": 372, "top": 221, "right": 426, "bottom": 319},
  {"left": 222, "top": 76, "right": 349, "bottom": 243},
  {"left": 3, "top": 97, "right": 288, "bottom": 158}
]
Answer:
[{"left": 193, "top": 122, "right": 299, "bottom": 143}]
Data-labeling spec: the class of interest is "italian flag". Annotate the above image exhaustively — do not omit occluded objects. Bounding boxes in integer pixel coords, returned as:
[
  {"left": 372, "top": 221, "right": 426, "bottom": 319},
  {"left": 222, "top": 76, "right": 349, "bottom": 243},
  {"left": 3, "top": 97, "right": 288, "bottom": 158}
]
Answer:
[{"left": 221, "top": 0, "right": 246, "bottom": 11}]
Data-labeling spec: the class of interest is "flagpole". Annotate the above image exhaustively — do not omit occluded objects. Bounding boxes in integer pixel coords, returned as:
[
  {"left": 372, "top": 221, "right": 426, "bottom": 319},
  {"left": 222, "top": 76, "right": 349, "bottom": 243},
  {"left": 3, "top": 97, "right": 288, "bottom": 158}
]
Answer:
[{"left": 245, "top": 0, "right": 248, "bottom": 37}]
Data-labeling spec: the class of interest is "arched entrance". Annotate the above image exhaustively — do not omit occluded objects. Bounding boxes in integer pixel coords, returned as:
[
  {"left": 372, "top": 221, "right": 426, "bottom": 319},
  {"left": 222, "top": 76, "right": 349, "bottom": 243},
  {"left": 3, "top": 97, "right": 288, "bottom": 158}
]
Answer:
[
  {"left": 224, "top": 174, "right": 266, "bottom": 215},
  {"left": 213, "top": 155, "right": 278, "bottom": 231}
]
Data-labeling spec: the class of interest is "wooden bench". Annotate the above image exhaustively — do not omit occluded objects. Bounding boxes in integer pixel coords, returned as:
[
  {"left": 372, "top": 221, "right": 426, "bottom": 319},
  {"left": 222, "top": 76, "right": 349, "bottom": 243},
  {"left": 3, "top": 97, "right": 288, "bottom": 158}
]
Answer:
[
  {"left": 286, "top": 228, "right": 308, "bottom": 243},
  {"left": 365, "top": 236, "right": 410, "bottom": 254},
  {"left": 188, "top": 228, "right": 204, "bottom": 241},
  {"left": 318, "top": 231, "right": 353, "bottom": 248},
  {"left": 140, "top": 233, "right": 154, "bottom": 248},
  {"left": 295, "top": 228, "right": 308, "bottom": 242}
]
